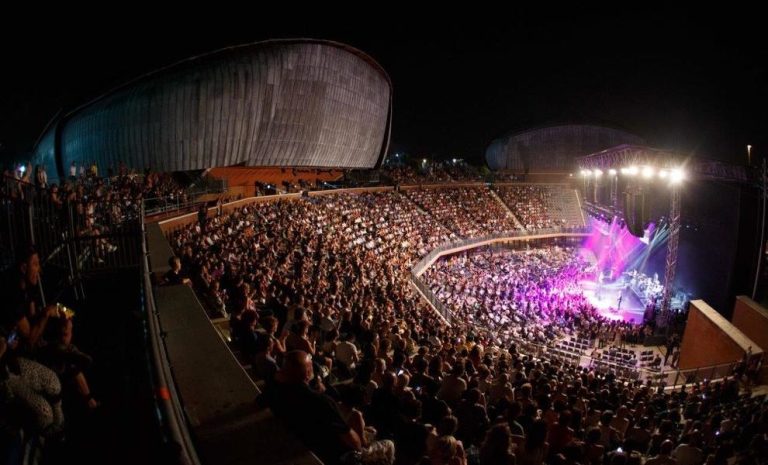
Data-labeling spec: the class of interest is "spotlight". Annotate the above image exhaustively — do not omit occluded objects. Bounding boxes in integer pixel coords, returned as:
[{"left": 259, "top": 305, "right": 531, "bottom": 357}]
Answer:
[
  {"left": 594, "top": 169, "right": 603, "bottom": 177},
  {"left": 608, "top": 169, "right": 617, "bottom": 176},
  {"left": 642, "top": 166, "right": 655, "bottom": 178},
  {"left": 658, "top": 170, "right": 669, "bottom": 179},
  {"left": 670, "top": 168, "right": 685, "bottom": 184},
  {"left": 582, "top": 169, "right": 592, "bottom": 177},
  {"left": 624, "top": 166, "right": 639, "bottom": 176}
]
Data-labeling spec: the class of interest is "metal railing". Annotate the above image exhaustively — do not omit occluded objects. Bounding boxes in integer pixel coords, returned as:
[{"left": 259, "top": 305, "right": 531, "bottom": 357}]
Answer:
[
  {"left": 412, "top": 226, "right": 590, "bottom": 276},
  {"left": 1, "top": 176, "right": 70, "bottom": 269},
  {"left": 412, "top": 275, "right": 453, "bottom": 324},
  {"left": 143, "top": 197, "right": 208, "bottom": 217},
  {"left": 143, "top": 183, "right": 227, "bottom": 216},
  {"left": 410, "top": 226, "right": 590, "bottom": 324}
]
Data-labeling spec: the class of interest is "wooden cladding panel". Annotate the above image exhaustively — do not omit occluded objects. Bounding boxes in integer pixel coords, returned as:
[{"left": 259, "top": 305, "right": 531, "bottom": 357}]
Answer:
[{"left": 39, "top": 41, "right": 390, "bottom": 176}]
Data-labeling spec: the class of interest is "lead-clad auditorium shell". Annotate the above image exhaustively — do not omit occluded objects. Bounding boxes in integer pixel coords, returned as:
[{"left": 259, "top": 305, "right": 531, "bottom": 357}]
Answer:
[
  {"left": 34, "top": 39, "right": 392, "bottom": 178},
  {"left": 485, "top": 125, "right": 644, "bottom": 171}
]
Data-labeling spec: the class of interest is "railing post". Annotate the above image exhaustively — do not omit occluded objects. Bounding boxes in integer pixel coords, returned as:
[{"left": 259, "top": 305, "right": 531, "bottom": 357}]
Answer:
[
  {"left": 6, "top": 202, "right": 15, "bottom": 259},
  {"left": 27, "top": 201, "right": 35, "bottom": 245}
]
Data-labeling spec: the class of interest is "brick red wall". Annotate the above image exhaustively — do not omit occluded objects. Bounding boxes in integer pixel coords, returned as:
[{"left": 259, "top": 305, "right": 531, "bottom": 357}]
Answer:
[
  {"left": 731, "top": 297, "right": 768, "bottom": 354},
  {"left": 679, "top": 301, "right": 748, "bottom": 370}
]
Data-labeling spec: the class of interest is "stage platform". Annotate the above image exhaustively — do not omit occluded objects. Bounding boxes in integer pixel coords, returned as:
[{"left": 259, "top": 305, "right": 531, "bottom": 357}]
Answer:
[{"left": 580, "top": 278, "right": 646, "bottom": 323}]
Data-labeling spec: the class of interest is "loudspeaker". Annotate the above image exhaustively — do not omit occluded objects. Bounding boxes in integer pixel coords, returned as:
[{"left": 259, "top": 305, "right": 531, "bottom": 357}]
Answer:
[{"left": 624, "top": 191, "right": 649, "bottom": 238}]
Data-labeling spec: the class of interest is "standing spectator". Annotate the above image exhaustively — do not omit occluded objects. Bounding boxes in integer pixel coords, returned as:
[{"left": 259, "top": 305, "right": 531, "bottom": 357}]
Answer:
[
  {"left": 35, "top": 165, "right": 48, "bottom": 189},
  {"left": 198, "top": 204, "right": 208, "bottom": 232}
]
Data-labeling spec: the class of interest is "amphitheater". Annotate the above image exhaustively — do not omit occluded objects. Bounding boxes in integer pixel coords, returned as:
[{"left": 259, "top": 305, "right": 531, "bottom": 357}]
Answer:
[{"left": 2, "top": 39, "right": 766, "bottom": 465}]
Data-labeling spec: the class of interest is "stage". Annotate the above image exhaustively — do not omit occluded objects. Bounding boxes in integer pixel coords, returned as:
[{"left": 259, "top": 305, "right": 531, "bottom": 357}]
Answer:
[
  {"left": 579, "top": 278, "right": 646, "bottom": 322},
  {"left": 577, "top": 248, "right": 648, "bottom": 323}
]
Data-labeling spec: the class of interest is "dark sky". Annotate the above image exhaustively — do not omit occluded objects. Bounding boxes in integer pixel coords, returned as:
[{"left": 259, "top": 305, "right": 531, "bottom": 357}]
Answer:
[{"left": 1, "top": 11, "right": 765, "bottom": 166}]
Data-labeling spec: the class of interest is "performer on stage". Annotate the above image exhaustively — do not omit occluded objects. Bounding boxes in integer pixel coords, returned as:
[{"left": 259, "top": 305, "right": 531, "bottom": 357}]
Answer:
[{"left": 596, "top": 270, "right": 604, "bottom": 300}]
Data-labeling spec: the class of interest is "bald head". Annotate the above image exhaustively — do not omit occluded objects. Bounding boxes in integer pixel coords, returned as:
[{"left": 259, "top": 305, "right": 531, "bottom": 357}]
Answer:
[
  {"left": 280, "top": 350, "right": 314, "bottom": 384},
  {"left": 660, "top": 440, "right": 674, "bottom": 455}
]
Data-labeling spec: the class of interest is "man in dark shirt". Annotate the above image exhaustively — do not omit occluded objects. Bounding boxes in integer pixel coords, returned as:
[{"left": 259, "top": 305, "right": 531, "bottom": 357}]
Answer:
[
  {"left": 259, "top": 351, "right": 361, "bottom": 464},
  {"left": 164, "top": 256, "right": 191, "bottom": 286},
  {"left": 1, "top": 247, "right": 59, "bottom": 350}
]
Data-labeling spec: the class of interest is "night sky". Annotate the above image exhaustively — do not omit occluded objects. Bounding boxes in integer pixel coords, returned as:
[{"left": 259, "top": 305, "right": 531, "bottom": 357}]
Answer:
[{"left": 1, "top": 11, "right": 765, "bottom": 166}]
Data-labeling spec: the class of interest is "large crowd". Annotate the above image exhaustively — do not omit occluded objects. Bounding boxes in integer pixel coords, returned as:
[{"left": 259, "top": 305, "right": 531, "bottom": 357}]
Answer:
[
  {"left": 405, "top": 188, "right": 521, "bottom": 238},
  {"left": 381, "top": 163, "right": 483, "bottom": 185},
  {"left": 495, "top": 186, "right": 556, "bottom": 231},
  {"left": 3, "top": 160, "right": 763, "bottom": 465},
  {"left": 166, "top": 188, "right": 766, "bottom": 465}
]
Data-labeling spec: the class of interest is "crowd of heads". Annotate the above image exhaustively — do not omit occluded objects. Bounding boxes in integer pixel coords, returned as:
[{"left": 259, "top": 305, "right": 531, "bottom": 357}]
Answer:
[
  {"left": 167, "top": 187, "right": 766, "bottom": 465},
  {"left": 405, "top": 187, "right": 522, "bottom": 238},
  {"left": 2, "top": 162, "right": 185, "bottom": 237},
  {"left": 495, "top": 186, "right": 557, "bottom": 231},
  {"left": 381, "top": 163, "right": 483, "bottom": 186},
  {"left": 422, "top": 246, "right": 616, "bottom": 346}
]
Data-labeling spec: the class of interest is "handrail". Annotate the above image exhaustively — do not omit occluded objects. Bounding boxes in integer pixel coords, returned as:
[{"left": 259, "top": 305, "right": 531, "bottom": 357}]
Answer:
[
  {"left": 140, "top": 204, "right": 202, "bottom": 465},
  {"left": 411, "top": 226, "right": 590, "bottom": 277},
  {"left": 410, "top": 226, "right": 590, "bottom": 328}
]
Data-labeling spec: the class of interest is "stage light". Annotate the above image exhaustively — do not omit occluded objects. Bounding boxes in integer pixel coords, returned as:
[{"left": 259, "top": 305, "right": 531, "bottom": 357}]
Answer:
[
  {"left": 670, "top": 168, "right": 685, "bottom": 184},
  {"left": 422, "top": 158, "right": 427, "bottom": 164},
  {"left": 608, "top": 169, "right": 617, "bottom": 176},
  {"left": 582, "top": 169, "right": 592, "bottom": 177},
  {"left": 658, "top": 170, "right": 668, "bottom": 179},
  {"left": 594, "top": 169, "right": 603, "bottom": 177},
  {"left": 624, "top": 166, "right": 639, "bottom": 176},
  {"left": 642, "top": 166, "right": 655, "bottom": 178}
]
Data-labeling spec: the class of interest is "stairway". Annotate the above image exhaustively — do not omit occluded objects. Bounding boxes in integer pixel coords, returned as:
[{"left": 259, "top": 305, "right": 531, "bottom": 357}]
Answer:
[{"left": 489, "top": 188, "right": 525, "bottom": 229}]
